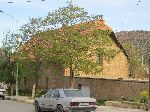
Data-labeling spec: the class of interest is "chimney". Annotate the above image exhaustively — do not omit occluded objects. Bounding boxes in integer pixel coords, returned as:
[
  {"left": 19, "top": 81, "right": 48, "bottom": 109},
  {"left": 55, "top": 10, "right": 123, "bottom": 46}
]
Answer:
[{"left": 94, "top": 15, "right": 112, "bottom": 31}]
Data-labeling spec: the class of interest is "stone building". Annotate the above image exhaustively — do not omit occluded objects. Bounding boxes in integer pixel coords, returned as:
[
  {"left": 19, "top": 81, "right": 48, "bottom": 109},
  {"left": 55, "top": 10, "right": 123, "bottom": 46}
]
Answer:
[
  {"left": 20, "top": 18, "right": 129, "bottom": 91},
  {"left": 64, "top": 19, "right": 129, "bottom": 79}
]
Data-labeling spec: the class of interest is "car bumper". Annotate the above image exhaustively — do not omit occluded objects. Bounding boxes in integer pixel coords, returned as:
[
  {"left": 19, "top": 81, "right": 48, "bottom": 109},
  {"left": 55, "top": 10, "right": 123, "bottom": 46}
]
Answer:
[{"left": 65, "top": 106, "right": 96, "bottom": 112}]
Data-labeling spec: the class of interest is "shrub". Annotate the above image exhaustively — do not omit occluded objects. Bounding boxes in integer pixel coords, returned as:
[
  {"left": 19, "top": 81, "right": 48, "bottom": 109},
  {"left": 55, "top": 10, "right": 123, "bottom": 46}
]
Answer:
[
  {"left": 121, "top": 96, "right": 128, "bottom": 102},
  {"left": 35, "top": 87, "right": 45, "bottom": 97},
  {"left": 96, "top": 98, "right": 107, "bottom": 106},
  {"left": 139, "top": 90, "right": 148, "bottom": 104},
  {"left": 120, "top": 96, "right": 137, "bottom": 102}
]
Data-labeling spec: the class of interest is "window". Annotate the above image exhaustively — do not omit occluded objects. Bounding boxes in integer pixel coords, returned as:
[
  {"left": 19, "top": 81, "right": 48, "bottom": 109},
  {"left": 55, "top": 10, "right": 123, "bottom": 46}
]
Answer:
[
  {"left": 52, "top": 90, "right": 60, "bottom": 98},
  {"left": 64, "top": 90, "right": 86, "bottom": 97},
  {"left": 45, "top": 89, "right": 54, "bottom": 98},
  {"left": 96, "top": 54, "right": 103, "bottom": 66}
]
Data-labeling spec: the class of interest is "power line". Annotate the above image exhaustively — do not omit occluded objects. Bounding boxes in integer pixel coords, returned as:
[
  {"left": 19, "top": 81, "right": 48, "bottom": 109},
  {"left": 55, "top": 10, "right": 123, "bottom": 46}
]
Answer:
[
  {"left": 1, "top": 0, "right": 47, "bottom": 23},
  {"left": 118, "top": 0, "right": 142, "bottom": 31},
  {"left": 7, "top": 0, "right": 46, "bottom": 3},
  {"left": 0, "top": 10, "right": 19, "bottom": 23}
]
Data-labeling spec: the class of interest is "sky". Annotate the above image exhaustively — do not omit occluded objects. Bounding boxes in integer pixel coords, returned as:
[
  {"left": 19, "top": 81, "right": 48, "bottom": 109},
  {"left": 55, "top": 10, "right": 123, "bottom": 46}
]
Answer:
[{"left": 0, "top": 0, "right": 150, "bottom": 46}]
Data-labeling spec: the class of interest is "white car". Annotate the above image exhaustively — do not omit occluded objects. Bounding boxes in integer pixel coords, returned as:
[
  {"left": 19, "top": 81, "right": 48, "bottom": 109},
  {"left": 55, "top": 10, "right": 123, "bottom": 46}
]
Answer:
[
  {"left": 0, "top": 89, "right": 7, "bottom": 100},
  {"left": 34, "top": 89, "right": 96, "bottom": 112}
]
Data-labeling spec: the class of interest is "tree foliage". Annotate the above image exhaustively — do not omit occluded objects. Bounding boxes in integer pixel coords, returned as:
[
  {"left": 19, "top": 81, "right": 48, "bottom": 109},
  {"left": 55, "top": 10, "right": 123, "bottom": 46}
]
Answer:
[
  {"left": 42, "top": 27, "right": 116, "bottom": 74},
  {"left": 1, "top": 1, "right": 119, "bottom": 90},
  {"left": 19, "top": 1, "right": 118, "bottom": 88},
  {"left": 0, "top": 49, "right": 15, "bottom": 85},
  {"left": 0, "top": 31, "right": 22, "bottom": 95}
]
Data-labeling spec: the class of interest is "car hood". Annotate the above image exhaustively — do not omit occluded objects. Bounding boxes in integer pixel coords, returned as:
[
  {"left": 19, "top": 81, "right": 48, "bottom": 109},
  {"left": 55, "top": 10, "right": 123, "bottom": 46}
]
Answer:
[{"left": 35, "top": 97, "right": 43, "bottom": 101}]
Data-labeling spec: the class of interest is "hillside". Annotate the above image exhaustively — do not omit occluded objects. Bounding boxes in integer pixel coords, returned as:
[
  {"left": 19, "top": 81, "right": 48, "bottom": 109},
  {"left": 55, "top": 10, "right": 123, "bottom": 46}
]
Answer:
[
  {"left": 115, "top": 30, "right": 150, "bottom": 78},
  {"left": 116, "top": 30, "right": 150, "bottom": 40}
]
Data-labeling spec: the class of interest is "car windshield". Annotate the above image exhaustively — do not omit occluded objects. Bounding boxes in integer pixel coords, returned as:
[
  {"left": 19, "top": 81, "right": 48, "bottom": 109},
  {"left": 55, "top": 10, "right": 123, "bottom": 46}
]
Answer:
[{"left": 64, "top": 90, "right": 87, "bottom": 97}]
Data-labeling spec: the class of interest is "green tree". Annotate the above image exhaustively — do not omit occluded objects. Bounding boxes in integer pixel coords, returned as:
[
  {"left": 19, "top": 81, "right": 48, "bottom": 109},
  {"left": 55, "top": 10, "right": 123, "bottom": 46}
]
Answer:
[
  {"left": 43, "top": 0, "right": 91, "bottom": 27},
  {"left": 39, "top": 1, "right": 118, "bottom": 88},
  {"left": 20, "top": 17, "right": 45, "bottom": 42},
  {"left": 19, "top": 1, "right": 118, "bottom": 89},
  {"left": 0, "top": 31, "right": 22, "bottom": 95},
  {"left": 42, "top": 26, "right": 118, "bottom": 88},
  {"left": 20, "top": 18, "right": 48, "bottom": 97}
]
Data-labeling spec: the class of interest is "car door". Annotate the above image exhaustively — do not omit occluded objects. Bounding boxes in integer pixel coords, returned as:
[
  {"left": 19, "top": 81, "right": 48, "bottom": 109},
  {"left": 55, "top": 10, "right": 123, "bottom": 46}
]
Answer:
[
  {"left": 50, "top": 90, "right": 61, "bottom": 110},
  {"left": 42, "top": 89, "right": 54, "bottom": 109}
]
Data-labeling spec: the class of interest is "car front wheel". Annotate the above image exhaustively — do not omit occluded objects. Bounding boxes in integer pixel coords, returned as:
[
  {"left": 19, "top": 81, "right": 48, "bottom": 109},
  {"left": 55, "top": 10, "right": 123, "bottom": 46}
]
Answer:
[
  {"left": 2, "top": 96, "right": 5, "bottom": 100},
  {"left": 56, "top": 105, "right": 64, "bottom": 112},
  {"left": 0, "top": 96, "right": 4, "bottom": 100},
  {"left": 35, "top": 101, "right": 41, "bottom": 112}
]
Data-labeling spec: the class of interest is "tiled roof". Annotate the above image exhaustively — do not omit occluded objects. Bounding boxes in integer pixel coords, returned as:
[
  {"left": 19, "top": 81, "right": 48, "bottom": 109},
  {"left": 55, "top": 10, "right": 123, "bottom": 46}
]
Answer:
[
  {"left": 20, "top": 18, "right": 128, "bottom": 59},
  {"left": 21, "top": 18, "right": 111, "bottom": 49},
  {"left": 90, "top": 19, "right": 112, "bottom": 31},
  {"left": 74, "top": 19, "right": 112, "bottom": 33}
]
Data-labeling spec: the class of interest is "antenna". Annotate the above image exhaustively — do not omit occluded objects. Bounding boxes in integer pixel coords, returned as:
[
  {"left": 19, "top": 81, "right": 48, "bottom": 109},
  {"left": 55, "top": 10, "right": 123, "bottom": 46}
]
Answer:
[{"left": 94, "top": 15, "right": 103, "bottom": 20}]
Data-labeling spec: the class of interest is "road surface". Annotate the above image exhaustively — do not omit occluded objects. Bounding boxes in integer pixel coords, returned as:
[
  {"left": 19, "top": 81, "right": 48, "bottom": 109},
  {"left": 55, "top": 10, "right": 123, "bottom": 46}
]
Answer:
[
  {"left": 0, "top": 100, "right": 147, "bottom": 112},
  {"left": 0, "top": 100, "right": 34, "bottom": 112},
  {"left": 96, "top": 106, "right": 147, "bottom": 112}
]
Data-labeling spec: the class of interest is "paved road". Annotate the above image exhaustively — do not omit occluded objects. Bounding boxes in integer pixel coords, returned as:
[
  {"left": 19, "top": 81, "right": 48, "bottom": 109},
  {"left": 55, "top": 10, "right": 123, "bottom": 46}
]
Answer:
[
  {"left": 0, "top": 100, "right": 34, "bottom": 112},
  {"left": 96, "top": 106, "right": 147, "bottom": 112},
  {"left": 0, "top": 100, "right": 147, "bottom": 112}
]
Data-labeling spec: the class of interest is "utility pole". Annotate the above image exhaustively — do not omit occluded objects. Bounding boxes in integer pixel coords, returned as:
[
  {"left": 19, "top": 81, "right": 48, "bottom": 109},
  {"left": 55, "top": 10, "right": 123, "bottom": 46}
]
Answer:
[{"left": 16, "top": 36, "right": 19, "bottom": 96}]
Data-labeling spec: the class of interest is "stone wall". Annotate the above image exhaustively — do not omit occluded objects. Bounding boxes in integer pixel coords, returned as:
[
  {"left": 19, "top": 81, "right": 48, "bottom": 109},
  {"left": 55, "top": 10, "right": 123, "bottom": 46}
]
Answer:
[
  {"left": 64, "top": 77, "right": 148, "bottom": 100},
  {"left": 20, "top": 73, "right": 148, "bottom": 100},
  {"left": 19, "top": 63, "right": 64, "bottom": 92}
]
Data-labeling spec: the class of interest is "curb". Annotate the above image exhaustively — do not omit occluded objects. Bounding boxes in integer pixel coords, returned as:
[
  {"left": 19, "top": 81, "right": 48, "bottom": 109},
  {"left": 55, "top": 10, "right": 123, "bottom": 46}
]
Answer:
[
  {"left": 105, "top": 101, "right": 147, "bottom": 110},
  {"left": 5, "top": 96, "right": 34, "bottom": 104}
]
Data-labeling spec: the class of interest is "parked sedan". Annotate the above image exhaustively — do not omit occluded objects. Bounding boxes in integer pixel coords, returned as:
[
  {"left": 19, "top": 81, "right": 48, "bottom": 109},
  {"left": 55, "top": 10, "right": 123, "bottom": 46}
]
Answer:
[
  {"left": 0, "top": 89, "right": 7, "bottom": 100},
  {"left": 34, "top": 89, "right": 96, "bottom": 112}
]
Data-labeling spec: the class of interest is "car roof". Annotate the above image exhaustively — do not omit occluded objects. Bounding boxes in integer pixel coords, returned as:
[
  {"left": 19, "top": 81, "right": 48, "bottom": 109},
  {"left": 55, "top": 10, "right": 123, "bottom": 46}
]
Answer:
[
  {"left": 63, "top": 89, "right": 79, "bottom": 90},
  {"left": 48, "top": 89, "right": 79, "bottom": 91},
  {"left": 53, "top": 89, "right": 79, "bottom": 91}
]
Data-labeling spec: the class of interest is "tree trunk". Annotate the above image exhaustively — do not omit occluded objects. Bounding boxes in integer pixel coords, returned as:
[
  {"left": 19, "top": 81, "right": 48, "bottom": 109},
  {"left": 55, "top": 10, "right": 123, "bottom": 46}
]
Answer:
[
  {"left": 34, "top": 59, "right": 41, "bottom": 88},
  {"left": 70, "top": 66, "right": 74, "bottom": 88},
  {"left": 32, "top": 83, "right": 36, "bottom": 98},
  {"left": 32, "top": 59, "right": 41, "bottom": 98},
  {"left": 10, "top": 85, "right": 13, "bottom": 96}
]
